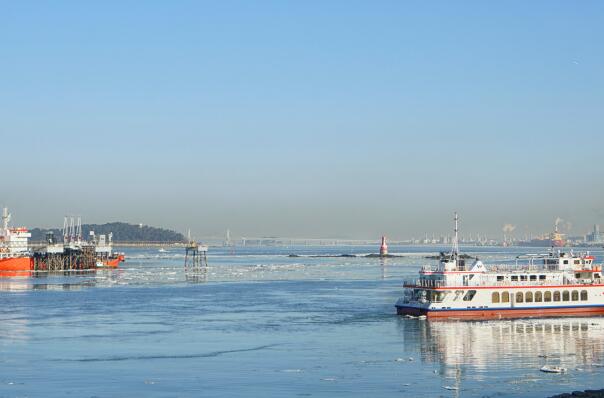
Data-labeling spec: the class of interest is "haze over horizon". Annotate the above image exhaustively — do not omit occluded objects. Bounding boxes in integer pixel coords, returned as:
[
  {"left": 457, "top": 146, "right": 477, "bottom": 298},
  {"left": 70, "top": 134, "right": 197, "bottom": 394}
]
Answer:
[{"left": 2, "top": 1, "right": 603, "bottom": 240}]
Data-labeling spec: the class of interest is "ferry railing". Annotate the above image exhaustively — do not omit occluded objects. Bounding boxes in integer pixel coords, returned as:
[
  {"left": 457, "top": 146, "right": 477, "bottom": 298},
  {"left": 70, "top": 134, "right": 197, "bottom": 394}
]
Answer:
[
  {"left": 403, "top": 277, "right": 603, "bottom": 289},
  {"left": 404, "top": 279, "right": 448, "bottom": 288}
]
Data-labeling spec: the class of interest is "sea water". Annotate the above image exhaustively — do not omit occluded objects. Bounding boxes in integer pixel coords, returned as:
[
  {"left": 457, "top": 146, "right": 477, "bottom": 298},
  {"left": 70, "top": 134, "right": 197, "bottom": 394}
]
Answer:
[{"left": 1, "top": 245, "right": 603, "bottom": 397}]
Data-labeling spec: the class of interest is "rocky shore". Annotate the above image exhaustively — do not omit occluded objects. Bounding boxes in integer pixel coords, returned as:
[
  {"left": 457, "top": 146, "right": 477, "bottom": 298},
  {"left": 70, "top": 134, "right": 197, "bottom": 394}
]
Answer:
[{"left": 550, "top": 390, "right": 604, "bottom": 398}]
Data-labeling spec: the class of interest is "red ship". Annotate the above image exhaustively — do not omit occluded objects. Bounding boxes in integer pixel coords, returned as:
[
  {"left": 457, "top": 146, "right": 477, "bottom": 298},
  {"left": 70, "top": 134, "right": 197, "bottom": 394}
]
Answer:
[{"left": 0, "top": 208, "right": 33, "bottom": 272}]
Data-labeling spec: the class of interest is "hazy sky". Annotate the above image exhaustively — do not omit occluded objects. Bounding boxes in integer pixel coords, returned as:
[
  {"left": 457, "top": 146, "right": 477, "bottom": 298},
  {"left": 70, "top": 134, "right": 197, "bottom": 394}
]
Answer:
[{"left": 1, "top": 1, "right": 603, "bottom": 239}]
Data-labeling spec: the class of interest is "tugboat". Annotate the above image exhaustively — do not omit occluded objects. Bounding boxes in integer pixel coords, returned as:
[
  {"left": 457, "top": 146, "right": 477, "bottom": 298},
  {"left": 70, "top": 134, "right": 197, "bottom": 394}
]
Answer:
[
  {"left": 93, "top": 232, "right": 125, "bottom": 268},
  {"left": 396, "top": 213, "right": 604, "bottom": 319}
]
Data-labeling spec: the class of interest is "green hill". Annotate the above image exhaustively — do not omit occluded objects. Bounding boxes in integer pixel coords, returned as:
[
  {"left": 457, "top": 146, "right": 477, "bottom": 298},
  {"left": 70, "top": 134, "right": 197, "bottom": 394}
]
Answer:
[{"left": 30, "top": 222, "right": 186, "bottom": 243}]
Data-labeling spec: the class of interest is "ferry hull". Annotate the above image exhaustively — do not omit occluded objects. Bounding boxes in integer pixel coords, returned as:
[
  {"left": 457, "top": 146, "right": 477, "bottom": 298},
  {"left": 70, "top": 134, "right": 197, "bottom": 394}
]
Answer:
[
  {"left": 396, "top": 305, "right": 604, "bottom": 320},
  {"left": 0, "top": 257, "right": 33, "bottom": 271}
]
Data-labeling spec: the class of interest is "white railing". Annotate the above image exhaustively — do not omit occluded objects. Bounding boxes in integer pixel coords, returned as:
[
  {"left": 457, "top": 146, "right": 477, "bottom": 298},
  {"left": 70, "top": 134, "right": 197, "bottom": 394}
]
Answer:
[{"left": 404, "top": 278, "right": 604, "bottom": 289}]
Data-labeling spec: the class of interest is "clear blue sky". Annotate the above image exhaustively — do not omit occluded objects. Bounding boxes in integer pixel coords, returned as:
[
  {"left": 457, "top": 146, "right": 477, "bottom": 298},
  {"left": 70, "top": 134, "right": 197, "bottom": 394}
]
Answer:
[{"left": 1, "top": 1, "right": 603, "bottom": 239}]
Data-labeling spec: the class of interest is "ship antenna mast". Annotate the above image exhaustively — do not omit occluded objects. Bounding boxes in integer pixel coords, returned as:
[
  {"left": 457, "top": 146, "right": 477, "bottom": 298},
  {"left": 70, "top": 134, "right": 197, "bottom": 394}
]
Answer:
[
  {"left": 451, "top": 212, "right": 460, "bottom": 262},
  {"left": 1, "top": 207, "right": 10, "bottom": 231}
]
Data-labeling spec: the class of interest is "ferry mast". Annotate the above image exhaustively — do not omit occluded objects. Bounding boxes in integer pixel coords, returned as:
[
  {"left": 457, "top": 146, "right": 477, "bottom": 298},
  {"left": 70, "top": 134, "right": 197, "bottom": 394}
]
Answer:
[{"left": 450, "top": 212, "right": 460, "bottom": 264}]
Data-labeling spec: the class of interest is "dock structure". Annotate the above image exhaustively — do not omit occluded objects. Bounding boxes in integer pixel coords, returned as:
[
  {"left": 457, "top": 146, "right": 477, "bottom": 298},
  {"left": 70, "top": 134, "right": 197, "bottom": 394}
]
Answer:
[
  {"left": 31, "top": 230, "right": 96, "bottom": 271},
  {"left": 29, "top": 219, "right": 117, "bottom": 272},
  {"left": 184, "top": 241, "right": 208, "bottom": 280},
  {"left": 32, "top": 245, "right": 97, "bottom": 271}
]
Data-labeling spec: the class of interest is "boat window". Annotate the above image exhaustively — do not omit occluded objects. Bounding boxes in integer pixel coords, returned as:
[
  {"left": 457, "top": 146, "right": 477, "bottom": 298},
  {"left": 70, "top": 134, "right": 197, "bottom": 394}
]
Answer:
[
  {"left": 553, "top": 291, "right": 561, "bottom": 302},
  {"left": 520, "top": 275, "right": 527, "bottom": 281},
  {"left": 530, "top": 275, "right": 537, "bottom": 281},
  {"left": 516, "top": 292, "right": 524, "bottom": 303},
  {"left": 525, "top": 292, "right": 533, "bottom": 302},
  {"left": 581, "top": 290, "right": 588, "bottom": 301},
  {"left": 571, "top": 290, "right": 579, "bottom": 301},
  {"left": 539, "top": 275, "right": 546, "bottom": 280},
  {"left": 544, "top": 291, "right": 552, "bottom": 302},
  {"left": 492, "top": 292, "right": 500, "bottom": 303},
  {"left": 463, "top": 290, "right": 477, "bottom": 301},
  {"left": 575, "top": 273, "right": 581, "bottom": 279},
  {"left": 562, "top": 291, "right": 570, "bottom": 301},
  {"left": 502, "top": 292, "right": 510, "bottom": 303},
  {"left": 497, "top": 275, "right": 504, "bottom": 281},
  {"left": 575, "top": 260, "right": 581, "bottom": 265},
  {"left": 563, "top": 260, "right": 569, "bottom": 265},
  {"left": 596, "top": 274, "right": 601, "bottom": 279},
  {"left": 511, "top": 275, "right": 518, "bottom": 281},
  {"left": 535, "top": 291, "right": 543, "bottom": 302},
  {"left": 432, "top": 291, "right": 446, "bottom": 302}
]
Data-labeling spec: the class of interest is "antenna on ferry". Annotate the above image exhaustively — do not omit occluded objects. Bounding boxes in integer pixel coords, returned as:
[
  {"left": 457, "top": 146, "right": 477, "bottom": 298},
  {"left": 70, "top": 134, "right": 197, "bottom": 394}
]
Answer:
[{"left": 451, "top": 212, "right": 460, "bottom": 262}]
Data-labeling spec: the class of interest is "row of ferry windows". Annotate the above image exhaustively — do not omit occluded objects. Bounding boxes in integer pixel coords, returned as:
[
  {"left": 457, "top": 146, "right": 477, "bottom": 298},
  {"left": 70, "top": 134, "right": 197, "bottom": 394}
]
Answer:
[
  {"left": 491, "top": 290, "right": 588, "bottom": 303},
  {"left": 496, "top": 275, "right": 547, "bottom": 282}
]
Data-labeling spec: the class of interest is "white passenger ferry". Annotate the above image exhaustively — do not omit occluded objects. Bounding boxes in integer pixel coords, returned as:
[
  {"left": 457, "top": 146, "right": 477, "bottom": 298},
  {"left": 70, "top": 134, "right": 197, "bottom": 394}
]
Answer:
[{"left": 396, "top": 214, "right": 604, "bottom": 319}]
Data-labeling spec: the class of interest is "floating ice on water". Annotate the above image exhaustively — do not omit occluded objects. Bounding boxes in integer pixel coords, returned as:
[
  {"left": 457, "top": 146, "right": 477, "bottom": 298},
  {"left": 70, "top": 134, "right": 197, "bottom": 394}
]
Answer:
[{"left": 540, "top": 365, "right": 566, "bottom": 373}]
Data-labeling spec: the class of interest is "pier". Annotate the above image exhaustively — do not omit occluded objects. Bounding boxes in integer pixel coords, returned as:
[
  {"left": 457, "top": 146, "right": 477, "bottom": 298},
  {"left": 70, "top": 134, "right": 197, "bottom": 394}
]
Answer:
[{"left": 32, "top": 245, "right": 97, "bottom": 271}]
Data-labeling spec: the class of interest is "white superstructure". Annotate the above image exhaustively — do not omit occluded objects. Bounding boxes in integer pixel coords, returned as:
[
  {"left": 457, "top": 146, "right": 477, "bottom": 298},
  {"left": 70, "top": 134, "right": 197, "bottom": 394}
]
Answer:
[{"left": 0, "top": 207, "right": 31, "bottom": 257}]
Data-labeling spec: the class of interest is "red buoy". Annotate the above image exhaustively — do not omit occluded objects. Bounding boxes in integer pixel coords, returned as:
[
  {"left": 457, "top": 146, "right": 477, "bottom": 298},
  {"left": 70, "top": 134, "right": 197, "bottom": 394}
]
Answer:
[{"left": 380, "top": 236, "right": 388, "bottom": 256}]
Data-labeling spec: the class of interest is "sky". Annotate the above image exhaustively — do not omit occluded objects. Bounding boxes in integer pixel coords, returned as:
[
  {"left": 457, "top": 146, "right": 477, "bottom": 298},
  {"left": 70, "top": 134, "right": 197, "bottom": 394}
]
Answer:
[{"left": 1, "top": 1, "right": 603, "bottom": 240}]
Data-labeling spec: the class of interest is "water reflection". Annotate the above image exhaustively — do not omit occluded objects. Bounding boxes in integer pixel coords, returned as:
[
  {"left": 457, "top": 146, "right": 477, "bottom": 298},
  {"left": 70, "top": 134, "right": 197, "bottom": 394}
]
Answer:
[
  {"left": 379, "top": 257, "right": 388, "bottom": 279},
  {"left": 0, "top": 271, "right": 99, "bottom": 291},
  {"left": 398, "top": 317, "right": 604, "bottom": 391},
  {"left": 185, "top": 267, "right": 208, "bottom": 283}
]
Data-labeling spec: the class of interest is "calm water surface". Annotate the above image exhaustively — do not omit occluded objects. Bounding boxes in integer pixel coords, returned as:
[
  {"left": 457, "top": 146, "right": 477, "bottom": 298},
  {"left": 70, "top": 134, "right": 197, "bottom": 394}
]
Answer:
[{"left": 1, "top": 245, "right": 604, "bottom": 397}]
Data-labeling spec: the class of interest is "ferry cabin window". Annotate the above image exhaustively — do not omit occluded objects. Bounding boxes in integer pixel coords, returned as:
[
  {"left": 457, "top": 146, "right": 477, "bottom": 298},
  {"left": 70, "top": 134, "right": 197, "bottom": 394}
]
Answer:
[
  {"left": 596, "top": 274, "right": 601, "bottom": 279},
  {"left": 502, "top": 292, "right": 510, "bottom": 303},
  {"left": 497, "top": 276, "right": 504, "bottom": 282},
  {"left": 562, "top": 291, "right": 570, "bottom": 301},
  {"left": 520, "top": 275, "right": 527, "bottom": 281},
  {"left": 530, "top": 275, "right": 537, "bottom": 281},
  {"left": 544, "top": 291, "right": 552, "bottom": 302},
  {"left": 576, "top": 273, "right": 581, "bottom": 279},
  {"left": 463, "top": 290, "right": 477, "bottom": 301},
  {"left": 575, "top": 260, "right": 581, "bottom": 265},
  {"left": 553, "top": 291, "right": 561, "bottom": 302},
  {"left": 511, "top": 276, "right": 518, "bottom": 281},
  {"left": 525, "top": 292, "right": 533, "bottom": 302},
  {"left": 516, "top": 292, "right": 524, "bottom": 303},
  {"left": 432, "top": 291, "right": 446, "bottom": 302},
  {"left": 535, "top": 291, "right": 543, "bottom": 302},
  {"left": 571, "top": 290, "right": 579, "bottom": 301},
  {"left": 581, "top": 290, "right": 588, "bottom": 301},
  {"left": 539, "top": 275, "right": 546, "bottom": 280},
  {"left": 563, "top": 260, "right": 569, "bottom": 265},
  {"left": 492, "top": 292, "right": 500, "bottom": 303}
]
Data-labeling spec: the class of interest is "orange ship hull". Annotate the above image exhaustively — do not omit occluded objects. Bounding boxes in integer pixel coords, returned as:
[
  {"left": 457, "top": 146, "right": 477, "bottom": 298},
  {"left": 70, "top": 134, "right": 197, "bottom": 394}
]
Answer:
[{"left": 0, "top": 257, "right": 33, "bottom": 271}]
